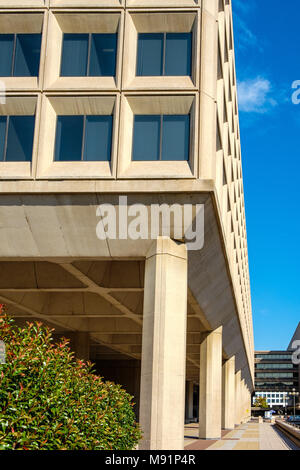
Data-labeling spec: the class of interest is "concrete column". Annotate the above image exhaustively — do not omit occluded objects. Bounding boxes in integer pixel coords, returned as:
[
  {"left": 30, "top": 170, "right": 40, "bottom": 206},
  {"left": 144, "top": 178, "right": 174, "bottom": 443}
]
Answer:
[
  {"left": 248, "top": 390, "right": 252, "bottom": 420},
  {"left": 186, "top": 381, "right": 194, "bottom": 422},
  {"left": 199, "top": 327, "right": 223, "bottom": 439},
  {"left": 241, "top": 379, "right": 246, "bottom": 423},
  {"left": 222, "top": 356, "right": 236, "bottom": 430},
  {"left": 139, "top": 237, "right": 188, "bottom": 450},
  {"left": 245, "top": 387, "right": 251, "bottom": 421},
  {"left": 235, "top": 370, "right": 242, "bottom": 426}
]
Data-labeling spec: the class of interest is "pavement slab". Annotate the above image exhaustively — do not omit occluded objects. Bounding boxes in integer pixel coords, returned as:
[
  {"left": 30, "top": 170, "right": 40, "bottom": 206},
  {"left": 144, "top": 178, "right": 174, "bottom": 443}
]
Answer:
[{"left": 184, "top": 420, "right": 299, "bottom": 451}]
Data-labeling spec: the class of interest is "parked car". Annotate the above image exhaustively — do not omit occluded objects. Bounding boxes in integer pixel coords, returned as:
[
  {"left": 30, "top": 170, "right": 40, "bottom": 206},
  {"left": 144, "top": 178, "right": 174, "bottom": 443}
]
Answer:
[{"left": 286, "top": 415, "right": 300, "bottom": 423}]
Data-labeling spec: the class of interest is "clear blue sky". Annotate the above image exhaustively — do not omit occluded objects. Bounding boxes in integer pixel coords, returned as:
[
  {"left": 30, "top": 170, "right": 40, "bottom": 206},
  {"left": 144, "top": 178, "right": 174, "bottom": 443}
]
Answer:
[{"left": 232, "top": 0, "right": 300, "bottom": 350}]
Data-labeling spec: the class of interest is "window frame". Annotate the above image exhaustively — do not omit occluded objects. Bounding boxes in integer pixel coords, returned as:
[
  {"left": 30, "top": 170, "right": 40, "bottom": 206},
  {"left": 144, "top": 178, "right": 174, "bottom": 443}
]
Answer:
[
  {"left": 136, "top": 32, "right": 192, "bottom": 77},
  {"left": 122, "top": 10, "right": 199, "bottom": 91},
  {"left": 44, "top": 11, "right": 123, "bottom": 91},
  {"left": 0, "top": 115, "right": 36, "bottom": 163},
  {"left": 60, "top": 32, "right": 118, "bottom": 78},
  {"left": 132, "top": 114, "right": 191, "bottom": 162},
  {"left": 118, "top": 93, "right": 198, "bottom": 179},
  {"left": 36, "top": 94, "right": 119, "bottom": 179},
  {"left": 0, "top": 12, "right": 45, "bottom": 92},
  {"left": 0, "top": 95, "right": 40, "bottom": 180},
  {"left": 54, "top": 114, "right": 113, "bottom": 162}
]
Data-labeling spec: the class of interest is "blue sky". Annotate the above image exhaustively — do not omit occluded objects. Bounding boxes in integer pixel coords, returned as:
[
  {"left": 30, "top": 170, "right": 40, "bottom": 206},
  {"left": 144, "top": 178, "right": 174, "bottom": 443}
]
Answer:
[{"left": 232, "top": 0, "right": 300, "bottom": 350}]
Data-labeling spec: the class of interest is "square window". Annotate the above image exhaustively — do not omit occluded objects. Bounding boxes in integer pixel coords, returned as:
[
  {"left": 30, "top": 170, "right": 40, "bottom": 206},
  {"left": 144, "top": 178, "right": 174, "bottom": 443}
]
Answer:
[
  {"left": 118, "top": 94, "right": 197, "bottom": 178},
  {"left": 60, "top": 33, "right": 117, "bottom": 77},
  {"left": 44, "top": 12, "right": 122, "bottom": 90},
  {"left": 0, "top": 115, "right": 35, "bottom": 162},
  {"left": 0, "top": 34, "right": 41, "bottom": 77},
  {"left": 132, "top": 114, "right": 190, "bottom": 161},
  {"left": 54, "top": 115, "right": 113, "bottom": 162},
  {"left": 137, "top": 32, "right": 192, "bottom": 77},
  {"left": 37, "top": 95, "right": 118, "bottom": 179}
]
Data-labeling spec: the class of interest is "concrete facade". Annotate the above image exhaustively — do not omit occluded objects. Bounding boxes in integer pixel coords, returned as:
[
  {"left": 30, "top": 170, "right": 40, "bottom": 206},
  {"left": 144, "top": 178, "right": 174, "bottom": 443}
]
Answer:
[{"left": 0, "top": 0, "right": 254, "bottom": 449}]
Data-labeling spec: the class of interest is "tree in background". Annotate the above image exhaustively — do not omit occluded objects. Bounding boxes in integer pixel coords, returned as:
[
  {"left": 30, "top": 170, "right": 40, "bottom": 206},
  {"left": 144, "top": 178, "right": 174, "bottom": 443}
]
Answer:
[
  {"left": 0, "top": 305, "right": 141, "bottom": 450},
  {"left": 253, "top": 396, "right": 269, "bottom": 409}
]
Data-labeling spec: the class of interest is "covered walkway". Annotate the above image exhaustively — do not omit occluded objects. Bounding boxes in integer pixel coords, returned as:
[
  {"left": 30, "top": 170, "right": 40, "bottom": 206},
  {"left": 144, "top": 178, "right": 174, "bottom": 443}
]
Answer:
[{"left": 184, "top": 421, "right": 299, "bottom": 450}]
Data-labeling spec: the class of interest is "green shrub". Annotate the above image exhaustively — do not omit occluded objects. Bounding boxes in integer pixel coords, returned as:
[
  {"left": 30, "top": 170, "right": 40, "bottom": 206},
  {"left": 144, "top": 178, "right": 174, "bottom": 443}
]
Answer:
[{"left": 0, "top": 306, "right": 141, "bottom": 450}]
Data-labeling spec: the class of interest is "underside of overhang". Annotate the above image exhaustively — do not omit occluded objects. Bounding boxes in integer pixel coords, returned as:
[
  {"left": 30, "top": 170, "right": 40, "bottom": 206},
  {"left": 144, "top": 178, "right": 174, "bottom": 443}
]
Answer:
[{"left": 0, "top": 192, "right": 253, "bottom": 390}]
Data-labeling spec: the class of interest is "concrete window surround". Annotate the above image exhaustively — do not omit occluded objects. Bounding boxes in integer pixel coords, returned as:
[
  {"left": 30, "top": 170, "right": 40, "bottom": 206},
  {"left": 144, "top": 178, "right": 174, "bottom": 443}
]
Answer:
[
  {"left": 49, "top": 0, "right": 124, "bottom": 7},
  {"left": 44, "top": 11, "right": 124, "bottom": 91},
  {"left": 0, "top": 95, "right": 41, "bottom": 179},
  {"left": 0, "top": 1, "right": 46, "bottom": 8},
  {"left": 36, "top": 94, "right": 119, "bottom": 179},
  {"left": 122, "top": 10, "right": 200, "bottom": 91},
  {"left": 127, "top": 0, "right": 199, "bottom": 7},
  {"left": 0, "top": 12, "right": 46, "bottom": 92},
  {"left": 118, "top": 93, "right": 198, "bottom": 178}
]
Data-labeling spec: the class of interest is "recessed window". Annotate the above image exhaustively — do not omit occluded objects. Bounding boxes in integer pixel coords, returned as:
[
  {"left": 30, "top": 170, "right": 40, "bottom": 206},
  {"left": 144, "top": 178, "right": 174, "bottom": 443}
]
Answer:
[
  {"left": 136, "top": 33, "right": 192, "bottom": 77},
  {"left": 60, "top": 33, "right": 117, "bottom": 77},
  {"left": 132, "top": 114, "right": 190, "bottom": 161},
  {"left": 54, "top": 115, "right": 113, "bottom": 162},
  {"left": 0, "top": 34, "right": 41, "bottom": 77},
  {"left": 0, "top": 116, "right": 35, "bottom": 162}
]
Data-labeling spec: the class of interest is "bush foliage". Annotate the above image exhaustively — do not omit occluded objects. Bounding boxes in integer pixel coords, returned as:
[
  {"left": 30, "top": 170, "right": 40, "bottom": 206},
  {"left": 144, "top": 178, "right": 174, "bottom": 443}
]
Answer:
[{"left": 0, "top": 306, "right": 141, "bottom": 450}]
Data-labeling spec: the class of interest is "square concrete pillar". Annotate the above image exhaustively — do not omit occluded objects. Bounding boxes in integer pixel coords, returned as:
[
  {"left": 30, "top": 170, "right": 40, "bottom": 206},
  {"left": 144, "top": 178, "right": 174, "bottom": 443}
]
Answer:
[
  {"left": 235, "top": 370, "right": 242, "bottom": 426},
  {"left": 186, "top": 381, "right": 194, "bottom": 422},
  {"left": 199, "top": 327, "right": 223, "bottom": 439},
  {"left": 222, "top": 356, "right": 235, "bottom": 430},
  {"left": 139, "top": 237, "right": 188, "bottom": 450},
  {"left": 241, "top": 379, "right": 246, "bottom": 423}
]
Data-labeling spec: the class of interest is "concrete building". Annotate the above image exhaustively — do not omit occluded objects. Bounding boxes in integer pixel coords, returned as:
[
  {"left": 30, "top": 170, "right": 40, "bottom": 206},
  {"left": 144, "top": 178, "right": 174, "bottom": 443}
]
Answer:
[
  {"left": 0, "top": 0, "right": 254, "bottom": 450},
  {"left": 253, "top": 324, "right": 300, "bottom": 412}
]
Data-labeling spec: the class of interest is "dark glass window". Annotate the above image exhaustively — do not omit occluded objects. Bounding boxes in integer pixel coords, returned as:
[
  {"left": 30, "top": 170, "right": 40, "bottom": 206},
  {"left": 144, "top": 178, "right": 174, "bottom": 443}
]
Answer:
[
  {"left": 132, "top": 115, "right": 161, "bottom": 161},
  {"left": 0, "top": 34, "right": 41, "bottom": 77},
  {"left": 60, "top": 34, "right": 88, "bottom": 77},
  {"left": 55, "top": 116, "right": 83, "bottom": 162},
  {"left": 132, "top": 114, "right": 190, "bottom": 161},
  {"left": 0, "top": 116, "right": 35, "bottom": 162},
  {"left": 61, "top": 33, "right": 117, "bottom": 77},
  {"left": 162, "top": 115, "right": 190, "bottom": 161},
  {"left": 54, "top": 115, "right": 113, "bottom": 162},
  {"left": 137, "top": 33, "right": 192, "bottom": 77},
  {"left": 0, "top": 35, "right": 14, "bottom": 76}
]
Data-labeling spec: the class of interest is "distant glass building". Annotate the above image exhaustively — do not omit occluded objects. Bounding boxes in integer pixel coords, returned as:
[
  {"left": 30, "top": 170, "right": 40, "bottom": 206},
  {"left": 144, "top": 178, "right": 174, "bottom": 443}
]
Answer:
[{"left": 253, "top": 323, "right": 300, "bottom": 411}]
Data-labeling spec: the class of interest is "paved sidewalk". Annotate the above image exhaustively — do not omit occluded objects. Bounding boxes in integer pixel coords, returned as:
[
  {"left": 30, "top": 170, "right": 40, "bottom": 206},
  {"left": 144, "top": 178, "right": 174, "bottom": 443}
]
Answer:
[{"left": 184, "top": 421, "right": 299, "bottom": 450}]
